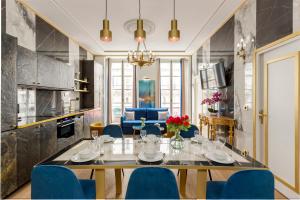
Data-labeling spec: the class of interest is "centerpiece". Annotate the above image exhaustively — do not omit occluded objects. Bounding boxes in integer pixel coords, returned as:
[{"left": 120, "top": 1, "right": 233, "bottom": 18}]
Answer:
[
  {"left": 140, "top": 117, "right": 146, "bottom": 127},
  {"left": 201, "top": 91, "right": 222, "bottom": 115},
  {"left": 166, "top": 115, "right": 190, "bottom": 149}
]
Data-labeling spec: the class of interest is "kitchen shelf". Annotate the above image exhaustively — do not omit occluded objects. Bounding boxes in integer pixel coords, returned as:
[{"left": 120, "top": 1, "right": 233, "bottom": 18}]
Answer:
[
  {"left": 74, "top": 79, "right": 89, "bottom": 84},
  {"left": 74, "top": 89, "right": 89, "bottom": 93}
]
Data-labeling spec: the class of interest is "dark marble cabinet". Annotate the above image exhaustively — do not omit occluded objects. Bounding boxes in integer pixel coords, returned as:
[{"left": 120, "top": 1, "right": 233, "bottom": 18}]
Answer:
[
  {"left": 17, "top": 46, "right": 37, "bottom": 86},
  {"left": 16, "top": 124, "right": 40, "bottom": 186},
  {"left": 75, "top": 115, "right": 84, "bottom": 140},
  {"left": 40, "top": 121, "right": 57, "bottom": 160},
  {"left": 1, "top": 130, "right": 17, "bottom": 198},
  {"left": 1, "top": 34, "right": 18, "bottom": 132}
]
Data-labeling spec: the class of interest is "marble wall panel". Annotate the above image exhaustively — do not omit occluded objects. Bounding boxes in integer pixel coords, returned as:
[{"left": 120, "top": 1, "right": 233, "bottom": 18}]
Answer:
[
  {"left": 256, "top": 0, "right": 293, "bottom": 48},
  {"left": 6, "top": 0, "right": 35, "bottom": 51},
  {"left": 234, "top": 0, "right": 256, "bottom": 154},
  {"left": 36, "top": 90, "right": 56, "bottom": 116},
  {"left": 36, "top": 16, "right": 69, "bottom": 63},
  {"left": 2, "top": 0, "right": 6, "bottom": 34},
  {"left": 294, "top": 0, "right": 300, "bottom": 32},
  {"left": 1, "top": 130, "right": 17, "bottom": 198}
]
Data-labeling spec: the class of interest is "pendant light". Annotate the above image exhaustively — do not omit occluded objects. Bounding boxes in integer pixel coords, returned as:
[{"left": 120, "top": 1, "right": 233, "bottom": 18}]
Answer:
[
  {"left": 168, "top": 0, "right": 180, "bottom": 42},
  {"left": 134, "top": 0, "right": 146, "bottom": 42},
  {"left": 100, "top": 0, "right": 112, "bottom": 42}
]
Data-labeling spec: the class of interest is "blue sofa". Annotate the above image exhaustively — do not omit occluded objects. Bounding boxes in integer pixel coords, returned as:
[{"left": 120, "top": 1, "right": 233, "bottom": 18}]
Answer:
[{"left": 121, "top": 108, "right": 168, "bottom": 134}]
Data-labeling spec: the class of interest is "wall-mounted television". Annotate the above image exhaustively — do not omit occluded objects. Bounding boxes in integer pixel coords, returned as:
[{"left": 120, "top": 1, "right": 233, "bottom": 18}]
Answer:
[{"left": 200, "top": 62, "right": 226, "bottom": 90}]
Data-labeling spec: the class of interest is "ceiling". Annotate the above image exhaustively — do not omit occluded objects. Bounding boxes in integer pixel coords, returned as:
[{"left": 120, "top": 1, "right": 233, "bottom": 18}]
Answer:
[{"left": 23, "top": 0, "right": 243, "bottom": 55}]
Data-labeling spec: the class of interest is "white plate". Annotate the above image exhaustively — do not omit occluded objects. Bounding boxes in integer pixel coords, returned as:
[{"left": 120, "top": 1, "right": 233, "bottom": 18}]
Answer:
[
  {"left": 191, "top": 137, "right": 204, "bottom": 143},
  {"left": 205, "top": 151, "right": 235, "bottom": 164},
  {"left": 138, "top": 152, "right": 164, "bottom": 162},
  {"left": 70, "top": 151, "right": 98, "bottom": 163}
]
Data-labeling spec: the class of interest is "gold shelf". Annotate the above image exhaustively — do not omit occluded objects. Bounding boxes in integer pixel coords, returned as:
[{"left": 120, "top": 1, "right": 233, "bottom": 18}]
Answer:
[
  {"left": 74, "top": 89, "right": 89, "bottom": 93},
  {"left": 74, "top": 79, "right": 89, "bottom": 84}
]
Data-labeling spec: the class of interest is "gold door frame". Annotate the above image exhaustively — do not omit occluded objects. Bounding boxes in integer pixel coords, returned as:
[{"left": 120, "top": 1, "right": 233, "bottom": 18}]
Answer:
[{"left": 263, "top": 52, "right": 300, "bottom": 193}]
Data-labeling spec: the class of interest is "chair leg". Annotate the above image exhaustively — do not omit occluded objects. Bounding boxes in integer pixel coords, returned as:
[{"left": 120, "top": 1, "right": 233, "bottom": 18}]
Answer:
[
  {"left": 90, "top": 169, "right": 94, "bottom": 179},
  {"left": 208, "top": 169, "right": 212, "bottom": 181},
  {"left": 177, "top": 170, "right": 180, "bottom": 176},
  {"left": 122, "top": 169, "right": 125, "bottom": 176}
]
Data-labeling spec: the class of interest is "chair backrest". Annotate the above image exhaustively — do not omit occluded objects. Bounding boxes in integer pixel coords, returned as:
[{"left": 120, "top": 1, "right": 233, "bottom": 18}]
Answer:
[
  {"left": 126, "top": 167, "right": 180, "bottom": 199},
  {"left": 222, "top": 170, "right": 274, "bottom": 199},
  {"left": 142, "top": 125, "right": 161, "bottom": 136},
  {"left": 31, "top": 165, "right": 86, "bottom": 199},
  {"left": 180, "top": 124, "right": 199, "bottom": 138},
  {"left": 103, "top": 124, "right": 123, "bottom": 138}
]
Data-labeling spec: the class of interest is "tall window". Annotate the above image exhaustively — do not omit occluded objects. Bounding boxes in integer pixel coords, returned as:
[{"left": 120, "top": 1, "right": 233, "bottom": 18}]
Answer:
[
  {"left": 160, "top": 60, "right": 181, "bottom": 115},
  {"left": 111, "top": 61, "right": 134, "bottom": 123}
]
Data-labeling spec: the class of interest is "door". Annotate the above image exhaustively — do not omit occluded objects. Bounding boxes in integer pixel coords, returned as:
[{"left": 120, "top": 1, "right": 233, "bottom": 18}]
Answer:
[
  {"left": 262, "top": 52, "right": 300, "bottom": 193},
  {"left": 40, "top": 121, "right": 57, "bottom": 160},
  {"left": 17, "top": 46, "right": 37, "bottom": 86},
  {"left": 60, "top": 62, "right": 74, "bottom": 90},
  {"left": 37, "top": 53, "right": 60, "bottom": 88}
]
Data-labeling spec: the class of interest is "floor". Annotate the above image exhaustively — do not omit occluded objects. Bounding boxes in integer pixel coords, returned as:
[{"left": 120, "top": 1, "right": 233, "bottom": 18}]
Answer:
[{"left": 7, "top": 169, "right": 286, "bottom": 199}]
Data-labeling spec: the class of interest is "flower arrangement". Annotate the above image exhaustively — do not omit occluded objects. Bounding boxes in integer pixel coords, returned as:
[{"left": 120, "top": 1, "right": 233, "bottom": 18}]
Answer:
[
  {"left": 140, "top": 117, "right": 146, "bottom": 127},
  {"left": 201, "top": 91, "right": 222, "bottom": 113},
  {"left": 166, "top": 115, "right": 191, "bottom": 133}
]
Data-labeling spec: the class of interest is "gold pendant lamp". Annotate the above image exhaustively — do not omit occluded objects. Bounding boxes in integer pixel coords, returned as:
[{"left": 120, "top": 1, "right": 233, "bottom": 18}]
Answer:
[
  {"left": 168, "top": 0, "right": 180, "bottom": 42},
  {"left": 100, "top": 0, "right": 112, "bottom": 42},
  {"left": 134, "top": 0, "right": 146, "bottom": 42}
]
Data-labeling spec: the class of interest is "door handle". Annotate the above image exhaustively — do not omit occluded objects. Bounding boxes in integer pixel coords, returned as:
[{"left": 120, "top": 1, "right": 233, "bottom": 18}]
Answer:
[{"left": 258, "top": 110, "right": 267, "bottom": 124}]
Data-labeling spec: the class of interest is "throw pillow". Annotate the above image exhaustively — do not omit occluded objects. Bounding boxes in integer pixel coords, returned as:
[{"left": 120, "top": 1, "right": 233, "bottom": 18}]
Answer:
[
  {"left": 158, "top": 111, "right": 168, "bottom": 120},
  {"left": 125, "top": 111, "right": 135, "bottom": 120}
]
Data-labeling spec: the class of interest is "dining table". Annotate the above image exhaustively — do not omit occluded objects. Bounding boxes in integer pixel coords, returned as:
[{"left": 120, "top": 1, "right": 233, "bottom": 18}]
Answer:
[{"left": 39, "top": 136, "right": 267, "bottom": 199}]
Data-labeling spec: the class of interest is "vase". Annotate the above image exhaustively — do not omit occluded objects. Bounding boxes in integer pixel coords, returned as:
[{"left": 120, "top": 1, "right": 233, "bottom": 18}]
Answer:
[{"left": 170, "top": 130, "right": 184, "bottom": 149}]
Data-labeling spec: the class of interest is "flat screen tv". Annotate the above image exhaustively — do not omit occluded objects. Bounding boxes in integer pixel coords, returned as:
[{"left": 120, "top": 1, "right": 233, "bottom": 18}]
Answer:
[{"left": 200, "top": 62, "right": 226, "bottom": 90}]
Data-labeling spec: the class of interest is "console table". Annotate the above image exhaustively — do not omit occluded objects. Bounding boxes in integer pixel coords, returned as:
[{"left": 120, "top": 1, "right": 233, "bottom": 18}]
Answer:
[{"left": 199, "top": 114, "right": 235, "bottom": 145}]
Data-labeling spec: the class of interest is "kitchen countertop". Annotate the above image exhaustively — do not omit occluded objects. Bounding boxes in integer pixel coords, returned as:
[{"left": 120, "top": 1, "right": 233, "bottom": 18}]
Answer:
[{"left": 17, "top": 108, "right": 97, "bottom": 129}]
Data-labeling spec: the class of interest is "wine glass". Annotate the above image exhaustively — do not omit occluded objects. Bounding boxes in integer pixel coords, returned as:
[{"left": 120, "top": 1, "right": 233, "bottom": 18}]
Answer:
[
  {"left": 91, "top": 130, "right": 98, "bottom": 140},
  {"left": 215, "top": 135, "right": 226, "bottom": 150},
  {"left": 140, "top": 130, "right": 147, "bottom": 141}
]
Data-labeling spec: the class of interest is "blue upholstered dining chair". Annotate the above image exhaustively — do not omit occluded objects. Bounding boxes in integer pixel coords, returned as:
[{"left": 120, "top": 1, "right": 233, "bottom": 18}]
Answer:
[
  {"left": 142, "top": 125, "right": 161, "bottom": 136},
  {"left": 31, "top": 165, "right": 96, "bottom": 199},
  {"left": 103, "top": 124, "right": 123, "bottom": 138},
  {"left": 206, "top": 170, "right": 274, "bottom": 199},
  {"left": 126, "top": 167, "right": 180, "bottom": 199},
  {"left": 180, "top": 124, "right": 199, "bottom": 138}
]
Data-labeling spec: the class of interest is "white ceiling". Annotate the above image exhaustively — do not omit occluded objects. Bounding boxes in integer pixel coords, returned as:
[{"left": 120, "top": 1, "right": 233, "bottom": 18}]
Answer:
[{"left": 23, "top": 0, "right": 243, "bottom": 55}]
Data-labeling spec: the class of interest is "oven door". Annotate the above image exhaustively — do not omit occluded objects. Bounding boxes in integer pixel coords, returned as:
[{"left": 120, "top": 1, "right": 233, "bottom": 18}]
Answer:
[{"left": 57, "top": 118, "right": 75, "bottom": 138}]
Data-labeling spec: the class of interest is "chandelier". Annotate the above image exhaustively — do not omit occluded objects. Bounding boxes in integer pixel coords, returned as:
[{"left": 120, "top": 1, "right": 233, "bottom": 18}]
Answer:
[{"left": 128, "top": 40, "right": 155, "bottom": 67}]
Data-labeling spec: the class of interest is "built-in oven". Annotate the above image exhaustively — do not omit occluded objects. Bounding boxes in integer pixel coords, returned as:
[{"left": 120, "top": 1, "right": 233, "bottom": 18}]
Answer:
[{"left": 57, "top": 117, "right": 75, "bottom": 138}]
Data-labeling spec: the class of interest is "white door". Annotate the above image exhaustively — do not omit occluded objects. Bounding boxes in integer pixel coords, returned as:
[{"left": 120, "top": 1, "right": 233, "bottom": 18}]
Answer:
[{"left": 262, "top": 52, "right": 299, "bottom": 194}]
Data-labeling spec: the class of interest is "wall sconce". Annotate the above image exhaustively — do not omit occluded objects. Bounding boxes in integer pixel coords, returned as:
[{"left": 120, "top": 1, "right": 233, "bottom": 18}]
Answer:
[{"left": 237, "top": 38, "right": 246, "bottom": 61}]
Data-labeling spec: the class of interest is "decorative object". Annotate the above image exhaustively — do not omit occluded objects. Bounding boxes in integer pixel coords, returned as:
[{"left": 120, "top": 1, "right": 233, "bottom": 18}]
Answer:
[
  {"left": 125, "top": 111, "right": 135, "bottom": 121},
  {"left": 236, "top": 36, "right": 255, "bottom": 62},
  {"left": 134, "top": 0, "right": 146, "bottom": 42},
  {"left": 166, "top": 115, "right": 190, "bottom": 149},
  {"left": 138, "top": 80, "right": 155, "bottom": 108},
  {"left": 201, "top": 92, "right": 222, "bottom": 115},
  {"left": 158, "top": 111, "right": 168, "bottom": 120},
  {"left": 168, "top": 0, "right": 180, "bottom": 42},
  {"left": 140, "top": 117, "right": 146, "bottom": 127},
  {"left": 100, "top": 0, "right": 112, "bottom": 42},
  {"left": 127, "top": 40, "right": 155, "bottom": 67}
]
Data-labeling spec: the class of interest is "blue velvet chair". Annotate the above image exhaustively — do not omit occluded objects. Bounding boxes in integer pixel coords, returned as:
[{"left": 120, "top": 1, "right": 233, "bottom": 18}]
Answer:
[
  {"left": 206, "top": 170, "right": 274, "bottom": 199},
  {"left": 103, "top": 124, "right": 123, "bottom": 138},
  {"left": 31, "top": 165, "right": 96, "bottom": 199},
  {"left": 126, "top": 167, "right": 180, "bottom": 199},
  {"left": 180, "top": 124, "right": 199, "bottom": 138},
  {"left": 142, "top": 125, "right": 161, "bottom": 136}
]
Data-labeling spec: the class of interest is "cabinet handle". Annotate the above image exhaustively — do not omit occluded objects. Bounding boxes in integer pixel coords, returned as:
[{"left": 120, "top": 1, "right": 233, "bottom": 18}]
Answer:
[
  {"left": 32, "top": 82, "right": 36, "bottom": 84},
  {"left": 37, "top": 82, "right": 41, "bottom": 85}
]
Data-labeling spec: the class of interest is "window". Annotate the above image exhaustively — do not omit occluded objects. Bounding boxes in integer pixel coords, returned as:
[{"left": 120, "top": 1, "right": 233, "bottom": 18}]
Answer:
[
  {"left": 160, "top": 60, "right": 181, "bottom": 115},
  {"left": 111, "top": 61, "right": 134, "bottom": 123}
]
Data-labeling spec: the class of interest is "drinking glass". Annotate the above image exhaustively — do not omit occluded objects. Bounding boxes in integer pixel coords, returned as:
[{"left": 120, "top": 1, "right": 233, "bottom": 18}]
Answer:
[
  {"left": 140, "top": 130, "right": 147, "bottom": 140},
  {"left": 91, "top": 130, "right": 98, "bottom": 140},
  {"left": 215, "top": 135, "right": 226, "bottom": 150},
  {"left": 194, "top": 130, "right": 199, "bottom": 136}
]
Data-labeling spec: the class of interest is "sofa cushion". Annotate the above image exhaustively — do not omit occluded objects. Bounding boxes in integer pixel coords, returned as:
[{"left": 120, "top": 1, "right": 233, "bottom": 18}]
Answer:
[
  {"left": 146, "top": 108, "right": 168, "bottom": 120},
  {"left": 145, "top": 120, "right": 166, "bottom": 124},
  {"left": 158, "top": 111, "right": 168, "bottom": 120},
  {"left": 122, "top": 120, "right": 142, "bottom": 127},
  {"left": 125, "top": 108, "right": 147, "bottom": 120},
  {"left": 124, "top": 111, "right": 135, "bottom": 120}
]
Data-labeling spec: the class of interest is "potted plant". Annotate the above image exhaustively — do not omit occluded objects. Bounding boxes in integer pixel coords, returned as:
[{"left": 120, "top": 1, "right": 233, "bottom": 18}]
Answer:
[
  {"left": 201, "top": 91, "right": 222, "bottom": 115},
  {"left": 166, "top": 115, "right": 191, "bottom": 149}
]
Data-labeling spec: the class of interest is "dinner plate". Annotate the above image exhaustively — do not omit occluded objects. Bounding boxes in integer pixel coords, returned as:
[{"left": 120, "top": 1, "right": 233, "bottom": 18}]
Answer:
[
  {"left": 70, "top": 151, "right": 98, "bottom": 163},
  {"left": 103, "top": 136, "right": 115, "bottom": 143},
  {"left": 190, "top": 136, "right": 204, "bottom": 144},
  {"left": 138, "top": 152, "right": 164, "bottom": 162},
  {"left": 205, "top": 151, "right": 235, "bottom": 164}
]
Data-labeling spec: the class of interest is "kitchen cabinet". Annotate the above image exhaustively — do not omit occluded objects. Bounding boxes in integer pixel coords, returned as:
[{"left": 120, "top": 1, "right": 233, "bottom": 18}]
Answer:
[
  {"left": 16, "top": 124, "right": 40, "bottom": 186},
  {"left": 37, "top": 53, "right": 61, "bottom": 88},
  {"left": 16, "top": 46, "right": 37, "bottom": 86},
  {"left": 60, "top": 61, "right": 75, "bottom": 90},
  {"left": 75, "top": 115, "right": 84, "bottom": 140},
  {"left": 1, "top": 34, "right": 17, "bottom": 132},
  {"left": 40, "top": 121, "right": 57, "bottom": 160},
  {"left": 1, "top": 130, "right": 18, "bottom": 198}
]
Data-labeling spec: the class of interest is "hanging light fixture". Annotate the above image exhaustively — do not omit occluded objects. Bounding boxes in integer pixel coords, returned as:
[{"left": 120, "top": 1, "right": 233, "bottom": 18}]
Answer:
[
  {"left": 128, "top": 41, "right": 155, "bottom": 67},
  {"left": 168, "top": 0, "right": 180, "bottom": 42},
  {"left": 100, "top": 0, "right": 112, "bottom": 42},
  {"left": 134, "top": 0, "right": 146, "bottom": 42}
]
